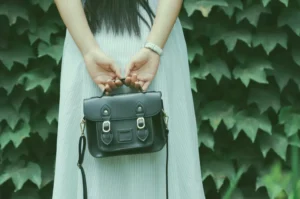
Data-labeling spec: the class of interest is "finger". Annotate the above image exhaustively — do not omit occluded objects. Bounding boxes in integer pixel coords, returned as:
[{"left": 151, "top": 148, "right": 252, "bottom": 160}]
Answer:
[
  {"left": 105, "top": 84, "right": 112, "bottom": 93},
  {"left": 110, "top": 62, "right": 122, "bottom": 79},
  {"left": 142, "top": 81, "right": 150, "bottom": 91},
  {"left": 94, "top": 73, "right": 116, "bottom": 85},
  {"left": 136, "top": 74, "right": 150, "bottom": 82},
  {"left": 98, "top": 84, "right": 105, "bottom": 92},
  {"left": 134, "top": 81, "right": 142, "bottom": 90},
  {"left": 125, "top": 61, "right": 135, "bottom": 77},
  {"left": 125, "top": 77, "right": 131, "bottom": 86},
  {"left": 138, "top": 81, "right": 145, "bottom": 90},
  {"left": 107, "top": 80, "right": 117, "bottom": 89},
  {"left": 131, "top": 74, "right": 137, "bottom": 87},
  {"left": 115, "top": 79, "right": 123, "bottom": 87}
]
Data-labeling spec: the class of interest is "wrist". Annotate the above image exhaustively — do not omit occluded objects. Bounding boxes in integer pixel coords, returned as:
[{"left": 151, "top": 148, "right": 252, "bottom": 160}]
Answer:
[
  {"left": 144, "top": 42, "right": 163, "bottom": 56},
  {"left": 81, "top": 40, "right": 101, "bottom": 57}
]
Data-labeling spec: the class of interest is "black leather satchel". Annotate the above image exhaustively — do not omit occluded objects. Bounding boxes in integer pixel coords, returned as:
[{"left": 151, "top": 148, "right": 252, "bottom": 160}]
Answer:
[{"left": 77, "top": 79, "right": 169, "bottom": 199}]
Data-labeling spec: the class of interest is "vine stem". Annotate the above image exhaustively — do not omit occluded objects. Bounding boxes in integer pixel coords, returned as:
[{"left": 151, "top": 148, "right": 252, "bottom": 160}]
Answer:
[
  {"left": 291, "top": 146, "right": 299, "bottom": 199},
  {"left": 223, "top": 166, "right": 245, "bottom": 199}
]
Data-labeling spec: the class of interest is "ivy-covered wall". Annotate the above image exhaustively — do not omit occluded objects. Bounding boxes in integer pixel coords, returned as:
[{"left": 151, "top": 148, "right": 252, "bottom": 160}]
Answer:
[{"left": 0, "top": 0, "right": 300, "bottom": 198}]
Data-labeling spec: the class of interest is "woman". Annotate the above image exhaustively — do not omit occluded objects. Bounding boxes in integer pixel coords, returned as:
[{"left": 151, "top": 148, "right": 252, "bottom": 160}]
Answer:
[{"left": 52, "top": 0, "right": 205, "bottom": 198}]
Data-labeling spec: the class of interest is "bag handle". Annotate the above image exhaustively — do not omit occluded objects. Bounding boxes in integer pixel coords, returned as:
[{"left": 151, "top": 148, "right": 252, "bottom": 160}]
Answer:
[
  {"left": 77, "top": 118, "right": 169, "bottom": 199},
  {"left": 101, "top": 78, "right": 145, "bottom": 96}
]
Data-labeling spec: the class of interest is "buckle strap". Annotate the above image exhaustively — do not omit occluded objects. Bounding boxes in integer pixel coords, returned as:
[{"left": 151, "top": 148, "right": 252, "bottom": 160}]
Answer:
[{"left": 78, "top": 119, "right": 88, "bottom": 199}]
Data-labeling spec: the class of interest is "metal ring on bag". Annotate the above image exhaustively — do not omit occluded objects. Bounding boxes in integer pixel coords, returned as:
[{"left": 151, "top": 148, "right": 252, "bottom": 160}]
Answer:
[
  {"left": 102, "top": 121, "right": 111, "bottom": 133},
  {"left": 137, "top": 117, "right": 145, "bottom": 129}
]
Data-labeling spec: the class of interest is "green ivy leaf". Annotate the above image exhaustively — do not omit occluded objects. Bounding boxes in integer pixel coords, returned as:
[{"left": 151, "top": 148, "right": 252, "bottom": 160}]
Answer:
[
  {"left": 259, "top": 133, "right": 288, "bottom": 160},
  {"left": 288, "top": 134, "right": 300, "bottom": 147},
  {"left": 291, "top": 46, "right": 300, "bottom": 67},
  {"left": 202, "top": 153, "right": 235, "bottom": 190},
  {"left": 256, "top": 162, "right": 293, "bottom": 199},
  {"left": 40, "top": 156, "right": 55, "bottom": 188},
  {"left": 229, "top": 137, "right": 264, "bottom": 170},
  {"left": 252, "top": 29, "right": 288, "bottom": 55},
  {"left": 0, "top": 43, "right": 35, "bottom": 70},
  {"left": 279, "top": 106, "right": 300, "bottom": 137},
  {"left": 190, "top": 77, "right": 197, "bottom": 92},
  {"left": 247, "top": 87, "right": 281, "bottom": 113},
  {"left": 232, "top": 109, "right": 272, "bottom": 142},
  {"left": 46, "top": 104, "right": 58, "bottom": 124},
  {"left": 0, "top": 3, "right": 29, "bottom": 26},
  {"left": 236, "top": 4, "right": 271, "bottom": 27},
  {"left": 0, "top": 103, "right": 19, "bottom": 130},
  {"left": 2, "top": 144, "right": 28, "bottom": 162},
  {"left": 0, "top": 122, "right": 31, "bottom": 149},
  {"left": 15, "top": 14, "right": 36, "bottom": 35},
  {"left": 194, "top": 17, "right": 228, "bottom": 38},
  {"left": 262, "top": 0, "right": 288, "bottom": 7},
  {"left": 11, "top": 187, "right": 40, "bottom": 199},
  {"left": 179, "top": 12, "right": 194, "bottom": 30},
  {"left": 210, "top": 29, "right": 252, "bottom": 52},
  {"left": 233, "top": 58, "right": 272, "bottom": 87},
  {"left": 19, "top": 103, "right": 31, "bottom": 124},
  {"left": 18, "top": 65, "right": 56, "bottom": 93},
  {"left": 278, "top": 8, "right": 300, "bottom": 36},
  {"left": 222, "top": 188, "right": 244, "bottom": 199},
  {"left": 232, "top": 45, "right": 253, "bottom": 64},
  {"left": 220, "top": 0, "right": 243, "bottom": 18},
  {"left": 31, "top": 119, "right": 57, "bottom": 141},
  {"left": 0, "top": 69, "right": 23, "bottom": 95},
  {"left": 9, "top": 87, "right": 38, "bottom": 112},
  {"left": 261, "top": 0, "right": 271, "bottom": 6},
  {"left": 0, "top": 20, "right": 9, "bottom": 48},
  {"left": 38, "top": 41, "right": 63, "bottom": 64},
  {"left": 190, "top": 64, "right": 202, "bottom": 92},
  {"left": 28, "top": 21, "right": 60, "bottom": 44},
  {"left": 269, "top": 53, "right": 300, "bottom": 91},
  {"left": 0, "top": 160, "right": 42, "bottom": 191},
  {"left": 184, "top": 0, "right": 228, "bottom": 17},
  {"left": 188, "top": 42, "right": 203, "bottom": 63},
  {"left": 198, "top": 58, "right": 231, "bottom": 83},
  {"left": 198, "top": 124, "right": 214, "bottom": 150},
  {"left": 201, "top": 100, "right": 235, "bottom": 131},
  {"left": 30, "top": 0, "right": 53, "bottom": 12},
  {"left": 279, "top": 0, "right": 289, "bottom": 6}
]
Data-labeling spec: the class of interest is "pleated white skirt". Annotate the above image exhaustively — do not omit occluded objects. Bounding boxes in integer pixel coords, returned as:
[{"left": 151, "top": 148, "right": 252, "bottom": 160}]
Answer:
[{"left": 52, "top": 1, "right": 206, "bottom": 198}]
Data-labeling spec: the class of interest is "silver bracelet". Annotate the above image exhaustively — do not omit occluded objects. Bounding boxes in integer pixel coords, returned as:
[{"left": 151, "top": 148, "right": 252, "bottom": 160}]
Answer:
[{"left": 144, "top": 42, "right": 163, "bottom": 56}]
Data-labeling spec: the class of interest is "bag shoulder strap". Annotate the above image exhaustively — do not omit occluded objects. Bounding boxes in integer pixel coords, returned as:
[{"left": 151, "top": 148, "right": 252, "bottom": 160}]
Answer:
[
  {"left": 78, "top": 120, "right": 88, "bottom": 199},
  {"left": 77, "top": 120, "right": 169, "bottom": 199}
]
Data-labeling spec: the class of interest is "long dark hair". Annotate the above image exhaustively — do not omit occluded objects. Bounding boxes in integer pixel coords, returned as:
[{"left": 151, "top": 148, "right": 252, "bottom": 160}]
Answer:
[{"left": 84, "top": 0, "right": 155, "bottom": 37}]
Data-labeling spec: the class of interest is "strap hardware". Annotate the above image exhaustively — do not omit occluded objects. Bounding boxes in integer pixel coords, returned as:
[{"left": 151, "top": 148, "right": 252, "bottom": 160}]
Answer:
[
  {"left": 162, "top": 109, "right": 169, "bottom": 130},
  {"left": 102, "top": 121, "right": 111, "bottom": 132},
  {"left": 80, "top": 119, "right": 86, "bottom": 136},
  {"left": 137, "top": 117, "right": 145, "bottom": 129}
]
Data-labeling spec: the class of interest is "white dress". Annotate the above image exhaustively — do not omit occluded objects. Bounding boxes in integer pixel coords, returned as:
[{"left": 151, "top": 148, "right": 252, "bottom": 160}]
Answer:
[{"left": 52, "top": 0, "right": 206, "bottom": 198}]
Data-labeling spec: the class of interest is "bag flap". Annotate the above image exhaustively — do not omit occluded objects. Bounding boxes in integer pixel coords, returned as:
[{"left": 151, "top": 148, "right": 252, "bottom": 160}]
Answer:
[{"left": 83, "top": 91, "right": 162, "bottom": 121}]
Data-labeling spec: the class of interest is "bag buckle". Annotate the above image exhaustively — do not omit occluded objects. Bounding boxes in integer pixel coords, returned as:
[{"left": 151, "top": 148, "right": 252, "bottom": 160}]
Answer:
[
  {"left": 162, "top": 109, "right": 169, "bottom": 130},
  {"left": 102, "top": 121, "right": 111, "bottom": 133},
  {"left": 137, "top": 117, "right": 145, "bottom": 129},
  {"left": 80, "top": 119, "right": 86, "bottom": 136}
]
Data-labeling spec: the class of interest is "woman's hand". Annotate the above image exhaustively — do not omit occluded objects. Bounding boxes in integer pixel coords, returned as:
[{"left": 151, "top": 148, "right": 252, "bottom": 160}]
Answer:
[
  {"left": 125, "top": 48, "right": 160, "bottom": 91},
  {"left": 83, "top": 47, "right": 123, "bottom": 95}
]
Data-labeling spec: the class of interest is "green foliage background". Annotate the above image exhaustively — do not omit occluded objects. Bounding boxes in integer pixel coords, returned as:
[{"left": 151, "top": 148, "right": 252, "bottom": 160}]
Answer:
[{"left": 1, "top": 0, "right": 300, "bottom": 198}]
